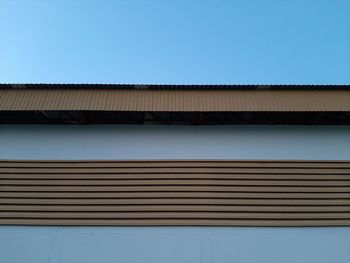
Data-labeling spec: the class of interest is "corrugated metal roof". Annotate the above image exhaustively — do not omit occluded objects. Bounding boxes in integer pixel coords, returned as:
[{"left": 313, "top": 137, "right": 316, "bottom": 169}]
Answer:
[{"left": 0, "top": 88, "right": 350, "bottom": 112}]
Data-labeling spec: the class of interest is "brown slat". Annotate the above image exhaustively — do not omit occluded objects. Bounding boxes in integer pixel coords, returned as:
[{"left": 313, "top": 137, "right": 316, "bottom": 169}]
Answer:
[
  {"left": 2, "top": 179, "right": 350, "bottom": 186},
  {"left": 1, "top": 167, "right": 350, "bottom": 174},
  {"left": 1, "top": 218, "right": 350, "bottom": 226},
  {"left": 1, "top": 205, "right": 350, "bottom": 212},
  {"left": 1, "top": 192, "right": 349, "bottom": 199},
  {"left": 2, "top": 185, "right": 350, "bottom": 193},
  {"left": 1, "top": 173, "right": 349, "bottom": 180},
  {"left": 1, "top": 198, "right": 349, "bottom": 206},
  {"left": 1, "top": 211, "right": 350, "bottom": 219}
]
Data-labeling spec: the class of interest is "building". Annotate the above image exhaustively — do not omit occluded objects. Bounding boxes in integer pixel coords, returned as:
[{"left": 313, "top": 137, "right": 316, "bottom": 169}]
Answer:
[{"left": 0, "top": 84, "right": 350, "bottom": 263}]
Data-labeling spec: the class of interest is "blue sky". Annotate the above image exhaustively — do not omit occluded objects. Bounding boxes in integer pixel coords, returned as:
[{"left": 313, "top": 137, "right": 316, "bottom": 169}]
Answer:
[{"left": 0, "top": 0, "right": 349, "bottom": 84}]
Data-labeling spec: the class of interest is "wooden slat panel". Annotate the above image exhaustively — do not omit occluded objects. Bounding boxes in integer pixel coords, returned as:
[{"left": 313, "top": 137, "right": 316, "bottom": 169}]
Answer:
[{"left": 0, "top": 160, "right": 349, "bottom": 226}]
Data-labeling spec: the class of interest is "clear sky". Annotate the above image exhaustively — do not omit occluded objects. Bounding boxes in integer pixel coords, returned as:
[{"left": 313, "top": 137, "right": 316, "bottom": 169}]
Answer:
[{"left": 0, "top": 0, "right": 349, "bottom": 84}]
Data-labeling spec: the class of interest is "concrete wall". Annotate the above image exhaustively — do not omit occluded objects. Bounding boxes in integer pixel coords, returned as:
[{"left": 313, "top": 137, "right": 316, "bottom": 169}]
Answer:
[{"left": 0, "top": 125, "right": 350, "bottom": 263}]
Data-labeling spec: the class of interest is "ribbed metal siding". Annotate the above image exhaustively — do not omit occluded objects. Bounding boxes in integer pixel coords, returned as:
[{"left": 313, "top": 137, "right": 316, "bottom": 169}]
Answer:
[
  {"left": 0, "top": 160, "right": 350, "bottom": 226},
  {"left": 1, "top": 90, "right": 350, "bottom": 111}
]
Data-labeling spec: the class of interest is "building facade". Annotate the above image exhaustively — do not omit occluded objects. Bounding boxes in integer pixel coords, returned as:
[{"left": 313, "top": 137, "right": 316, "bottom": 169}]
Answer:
[{"left": 0, "top": 84, "right": 350, "bottom": 263}]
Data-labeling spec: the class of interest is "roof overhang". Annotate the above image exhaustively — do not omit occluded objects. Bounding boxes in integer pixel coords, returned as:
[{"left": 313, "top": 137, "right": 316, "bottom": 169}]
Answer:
[
  {"left": 1, "top": 84, "right": 349, "bottom": 125},
  {"left": 1, "top": 84, "right": 350, "bottom": 112}
]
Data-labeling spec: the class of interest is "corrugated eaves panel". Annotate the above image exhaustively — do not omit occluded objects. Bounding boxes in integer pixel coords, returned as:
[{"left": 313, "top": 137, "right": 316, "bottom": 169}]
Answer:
[
  {"left": 1, "top": 90, "right": 350, "bottom": 111},
  {"left": 0, "top": 160, "right": 350, "bottom": 226}
]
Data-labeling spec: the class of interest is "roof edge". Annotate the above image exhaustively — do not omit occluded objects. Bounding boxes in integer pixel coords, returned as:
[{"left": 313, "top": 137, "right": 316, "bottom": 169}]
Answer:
[{"left": 1, "top": 84, "right": 350, "bottom": 90}]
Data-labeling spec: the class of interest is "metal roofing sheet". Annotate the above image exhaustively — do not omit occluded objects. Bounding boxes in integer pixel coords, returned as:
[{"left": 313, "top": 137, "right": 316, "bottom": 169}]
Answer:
[{"left": 0, "top": 89, "right": 350, "bottom": 112}]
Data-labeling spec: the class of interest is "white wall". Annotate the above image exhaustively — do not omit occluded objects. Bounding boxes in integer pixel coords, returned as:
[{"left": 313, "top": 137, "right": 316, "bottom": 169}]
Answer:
[
  {"left": 1, "top": 125, "right": 350, "bottom": 263},
  {"left": 1, "top": 226, "right": 350, "bottom": 263},
  {"left": 1, "top": 125, "right": 350, "bottom": 160}
]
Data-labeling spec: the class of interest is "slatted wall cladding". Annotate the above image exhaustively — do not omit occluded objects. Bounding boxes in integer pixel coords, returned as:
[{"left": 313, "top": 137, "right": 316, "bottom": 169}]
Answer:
[{"left": 0, "top": 160, "right": 350, "bottom": 226}]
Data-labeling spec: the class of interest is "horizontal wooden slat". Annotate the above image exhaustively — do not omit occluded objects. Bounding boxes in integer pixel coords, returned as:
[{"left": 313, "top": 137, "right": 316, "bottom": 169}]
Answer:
[
  {"left": 2, "top": 185, "right": 350, "bottom": 192},
  {"left": 1, "top": 198, "right": 349, "bottom": 206},
  {"left": 1, "top": 192, "right": 349, "bottom": 198},
  {"left": 1, "top": 160, "right": 350, "bottom": 226},
  {"left": 2, "top": 179, "right": 350, "bottom": 186},
  {"left": 1, "top": 173, "right": 349, "bottom": 180},
  {"left": 1, "top": 211, "right": 350, "bottom": 219},
  {"left": 1, "top": 218, "right": 350, "bottom": 226},
  {"left": 1, "top": 205, "right": 350, "bottom": 212},
  {"left": 2, "top": 167, "right": 350, "bottom": 174}
]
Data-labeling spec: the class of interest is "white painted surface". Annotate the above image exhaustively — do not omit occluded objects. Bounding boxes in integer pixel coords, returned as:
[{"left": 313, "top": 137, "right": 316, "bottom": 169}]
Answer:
[
  {"left": 0, "top": 226, "right": 350, "bottom": 263},
  {"left": 0, "top": 125, "right": 349, "bottom": 160},
  {"left": 1, "top": 125, "right": 350, "bottom": 263}
]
